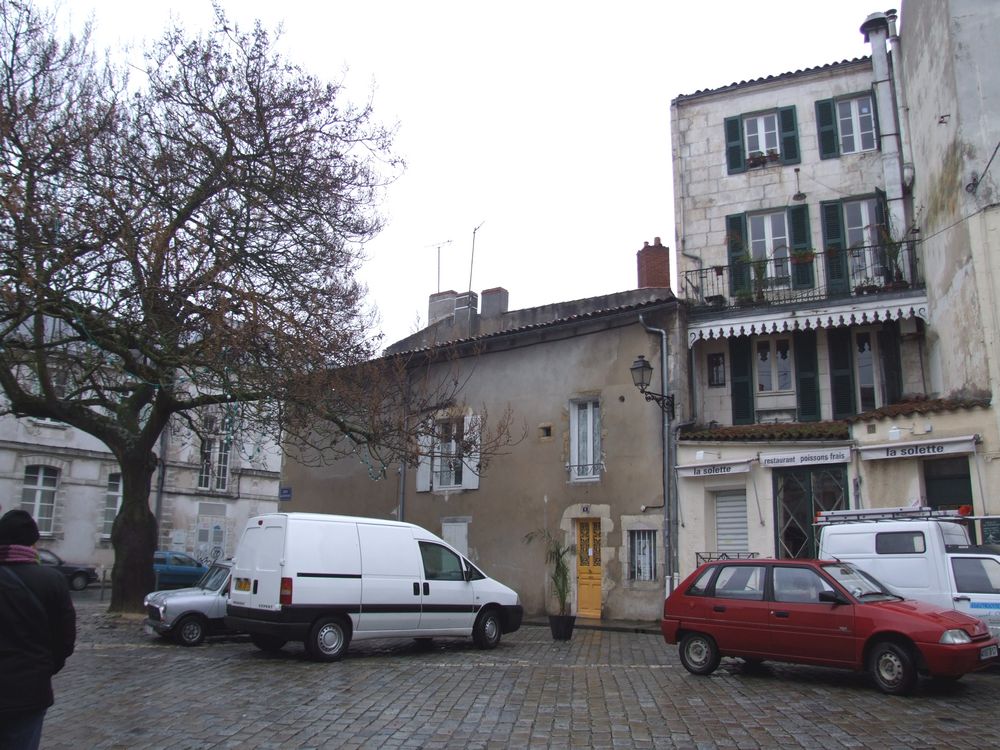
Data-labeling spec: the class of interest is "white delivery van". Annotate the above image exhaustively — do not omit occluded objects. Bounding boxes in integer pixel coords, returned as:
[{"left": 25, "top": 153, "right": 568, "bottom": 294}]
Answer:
[
  {"left": 818, "top": 507, "right": 1000, "bottom": 637},
  {"left": 225, "top": 513, "right": 523, "bottom": 661}
]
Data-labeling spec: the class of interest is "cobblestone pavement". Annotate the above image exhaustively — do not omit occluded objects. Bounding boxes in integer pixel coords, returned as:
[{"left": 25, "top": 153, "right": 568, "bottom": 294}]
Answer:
[{"left": 41, "top": 592, "right": 1000, "bottom": 749}]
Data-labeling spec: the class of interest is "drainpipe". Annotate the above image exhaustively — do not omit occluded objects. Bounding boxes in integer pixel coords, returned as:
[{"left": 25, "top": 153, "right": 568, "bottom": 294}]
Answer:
[
  {"left": 862, "top": 11, "right": 907, "bottom": 235},
  {"left": 639, "top": 314, "right": 674, "bottom": 595},
  {"left": 886, "top": 9, "right": 915, "bottom": 192}
]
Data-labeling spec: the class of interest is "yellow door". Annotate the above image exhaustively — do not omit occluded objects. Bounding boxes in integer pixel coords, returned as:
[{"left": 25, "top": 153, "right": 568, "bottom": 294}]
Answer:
[{"left": 576, "top": 519, "right": 602, "bottom": 618}]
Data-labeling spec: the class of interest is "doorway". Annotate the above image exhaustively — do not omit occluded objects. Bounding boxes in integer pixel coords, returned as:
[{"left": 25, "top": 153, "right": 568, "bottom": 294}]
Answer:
[{"left": 576, "top": 518, "right": 602, "bottom": 618}]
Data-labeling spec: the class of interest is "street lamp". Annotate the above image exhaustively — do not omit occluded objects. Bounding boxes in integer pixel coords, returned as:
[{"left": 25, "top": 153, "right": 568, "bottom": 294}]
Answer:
[{"left": 630, "top": 354, "right": 675, "bottom": 420}]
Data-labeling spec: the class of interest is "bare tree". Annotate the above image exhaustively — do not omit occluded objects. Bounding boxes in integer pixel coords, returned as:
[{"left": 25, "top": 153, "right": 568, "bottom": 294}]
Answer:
[{"left": 0, "top": 0, "right": 448, "bottom": 610}]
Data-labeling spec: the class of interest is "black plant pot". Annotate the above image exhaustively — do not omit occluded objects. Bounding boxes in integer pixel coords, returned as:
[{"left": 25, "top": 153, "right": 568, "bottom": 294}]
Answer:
[{"left": 548, "top": 614, "right": 576, "bottom": 640}]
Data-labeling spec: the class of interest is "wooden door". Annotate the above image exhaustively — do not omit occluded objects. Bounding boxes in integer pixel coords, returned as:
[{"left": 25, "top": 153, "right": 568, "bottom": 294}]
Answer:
[{"left": 576, "top": 519, "right": 602, "bottom": 618}]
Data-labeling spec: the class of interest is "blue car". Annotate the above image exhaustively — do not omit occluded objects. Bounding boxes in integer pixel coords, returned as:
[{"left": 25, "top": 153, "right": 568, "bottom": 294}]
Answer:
[{"left": 154, "top": 550, "right": 208, "bottom": 588}]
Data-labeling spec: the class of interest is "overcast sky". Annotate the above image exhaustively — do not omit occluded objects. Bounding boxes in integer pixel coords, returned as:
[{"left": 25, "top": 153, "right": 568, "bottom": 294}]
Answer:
[{"left": 51, "top": 0, "right": 883, "bottom": 347}]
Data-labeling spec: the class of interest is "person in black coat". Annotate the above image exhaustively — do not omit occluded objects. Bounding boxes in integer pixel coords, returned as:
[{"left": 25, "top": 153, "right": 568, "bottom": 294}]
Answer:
[{"left": 0, "top": 509, "right": 77, "bottom": 750}]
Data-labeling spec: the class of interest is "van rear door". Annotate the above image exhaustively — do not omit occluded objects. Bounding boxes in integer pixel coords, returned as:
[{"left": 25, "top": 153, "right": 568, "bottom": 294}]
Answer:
[
  {"left": 948, "top": 553, "right": 1000, "bottom": 638},
  {"left": 231, "top": 516, "right": 286, "bottom": 611}
]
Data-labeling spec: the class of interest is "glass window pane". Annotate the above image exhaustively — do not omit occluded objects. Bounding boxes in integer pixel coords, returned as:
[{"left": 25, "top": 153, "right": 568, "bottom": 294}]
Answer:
[
  {"left": 757, "top": 342, "right": 772, "bottom": 392},
  {"left": 776, "top": 339, "right": 792, "bottom": 390}
]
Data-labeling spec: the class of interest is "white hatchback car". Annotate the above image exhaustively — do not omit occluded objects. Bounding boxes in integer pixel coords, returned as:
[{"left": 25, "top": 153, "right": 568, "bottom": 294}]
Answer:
[{"left": 144, "top": 561, "right": 239, "bottom": 646}]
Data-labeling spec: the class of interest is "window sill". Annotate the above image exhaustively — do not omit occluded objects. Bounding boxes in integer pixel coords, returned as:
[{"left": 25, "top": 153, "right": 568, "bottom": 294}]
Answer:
[{"left": 568, "top": 476, "right": 602, "bottom": 485}]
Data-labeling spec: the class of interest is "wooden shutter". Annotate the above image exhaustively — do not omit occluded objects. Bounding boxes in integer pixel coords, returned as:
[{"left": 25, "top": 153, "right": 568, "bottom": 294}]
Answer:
[
  {"left": 725, "top": 116, "right": 745, "bottom": 174},
  {"left": 461, "top": 415, "right": 481, "bottom": 490},
  {"left": 815, "top": 98, "right": 839, "bottom": 159},
  {"left": 827, "top": 328, "right": 856, "bottom": 419},
  {"left": 726, "top": 213, "right": 749, "bottom": 296},
  {"left": 794, "top": 330, "right": 820, "bottom": 422},
  {"left": 788, "top": 204, "right": 814, "bottom": 289},
  {"left": 878, "top": 323, "right": 904, "bottom": 406},
  {"left": 779, "top": 106, "right": 800, "bottom": 165},
  {"left": 821, "top": 201, "right": 850, "bottom": 295},
  {"left": 415, "top": 426, "right": 432, "bottom": 492},
  {"left": 871, "top": 86, "right": 881, "bottom": 148},
  {"left": 730, "top": 336, "right": 754, "bottom": 426}
]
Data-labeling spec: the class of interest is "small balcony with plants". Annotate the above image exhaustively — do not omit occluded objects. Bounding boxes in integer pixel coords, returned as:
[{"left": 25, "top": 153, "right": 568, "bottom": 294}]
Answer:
[{"left": 682, "top": 238, "right": 924, "bottom": 316}]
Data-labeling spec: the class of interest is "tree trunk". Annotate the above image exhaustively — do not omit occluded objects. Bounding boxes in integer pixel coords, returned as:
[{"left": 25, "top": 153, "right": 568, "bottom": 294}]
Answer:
[{"left": 108, "top": 451, "right": 159, "bottom": 612}]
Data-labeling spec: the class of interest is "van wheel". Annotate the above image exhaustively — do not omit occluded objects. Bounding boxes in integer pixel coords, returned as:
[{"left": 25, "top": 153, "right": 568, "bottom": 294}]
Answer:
[
  {"left": 472, "top": 608, "right": 502, "bottom": 649},
  {"left": 69, "top": 572, "right": 89, "bottom": 591},
  {"left": 250, "top": 633, "right": 287, "bottom": 652},
  {"left": 306, "top": 616, "right": 350, "bottom": 662},
  {"left": 678, "top": 632, "right": 720, "bottom": 675},
  {"left": 870, "top": 641, "right": 917, "bottom": 695},
  {"left": 174, "top": 615, "right": 206, "bottom": 647}
]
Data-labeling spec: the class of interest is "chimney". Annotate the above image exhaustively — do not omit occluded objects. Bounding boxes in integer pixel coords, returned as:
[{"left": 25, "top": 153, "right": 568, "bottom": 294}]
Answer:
[
  {"left": 636, "top": 237, "right": 671, "bottom": 289},
  {"left": 480, "top": 287, "right": 509, "bottom": 319},
  {"left": 428, "top": 290, "right": 458, "bottom": 325}
]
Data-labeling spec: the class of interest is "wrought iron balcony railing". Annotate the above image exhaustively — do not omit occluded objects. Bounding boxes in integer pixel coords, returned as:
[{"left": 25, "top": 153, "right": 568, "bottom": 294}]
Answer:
[{"left": 681, "top": 241, "right": 923, "bottom": 312}]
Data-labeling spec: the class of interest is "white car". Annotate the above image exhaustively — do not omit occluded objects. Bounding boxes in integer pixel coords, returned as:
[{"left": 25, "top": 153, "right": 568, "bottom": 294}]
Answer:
[{"left": 144, "top": 561, "right": 239, "bottom": 646}]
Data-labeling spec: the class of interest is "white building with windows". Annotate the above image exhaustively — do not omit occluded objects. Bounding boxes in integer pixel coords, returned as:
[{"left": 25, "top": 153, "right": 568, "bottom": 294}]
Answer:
[
  {"left": 0, "top": 406, "right": 280, "bottom": 573},
  {"left": 670, "top": 3, "right": 1000, "bottom": 581}
]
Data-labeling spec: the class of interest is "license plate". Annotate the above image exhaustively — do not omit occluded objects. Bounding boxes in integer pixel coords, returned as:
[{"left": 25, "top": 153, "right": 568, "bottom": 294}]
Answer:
[
  {"left": 235, "top": 577, "right": 251, "bottom": 592},
  {"left": 980, "top": 644, "right": 998, "bottom": 660}
]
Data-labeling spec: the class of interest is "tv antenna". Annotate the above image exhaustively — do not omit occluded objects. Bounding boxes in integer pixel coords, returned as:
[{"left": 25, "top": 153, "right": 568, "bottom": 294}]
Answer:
[
  {"left": 425, "top": 239, "right": 453, "bottom": 292},
  {"left": 467, "top": 221, "right": 485, "bottom": 293}
]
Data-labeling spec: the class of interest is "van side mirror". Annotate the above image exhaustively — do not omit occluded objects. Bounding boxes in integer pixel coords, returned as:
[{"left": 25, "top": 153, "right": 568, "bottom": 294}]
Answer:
[
  {"left": 819, "top": 589, "right": 850, "bottom": 606},
  {"left": 463, "top": 567, "right": 472, "bottom": 582}
]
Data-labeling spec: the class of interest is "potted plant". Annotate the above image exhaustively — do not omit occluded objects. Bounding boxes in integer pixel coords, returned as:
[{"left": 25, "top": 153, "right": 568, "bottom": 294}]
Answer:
[
  {"left": 523, "top": 528, "right": 577, "bottom": 640},
  {"left": 790, "top": 248, "right": 815, "bottom": 265}
]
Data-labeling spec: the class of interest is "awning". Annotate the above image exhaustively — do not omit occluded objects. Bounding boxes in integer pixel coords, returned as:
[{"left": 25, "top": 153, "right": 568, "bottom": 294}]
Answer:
[
  {"left": 859, "top": 434, "right": 979, "bottom": 460},
  {"left": 688, "top": 294, "right": 928, "bottom": 347},
  {"left": 759, "top": 446, "right": 852, "bottom": 467}
]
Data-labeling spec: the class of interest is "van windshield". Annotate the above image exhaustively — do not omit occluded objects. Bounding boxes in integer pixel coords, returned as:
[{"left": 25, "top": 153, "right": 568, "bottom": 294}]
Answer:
[{"left": 822, "top": 563, "right": 900, "bottom": 602}]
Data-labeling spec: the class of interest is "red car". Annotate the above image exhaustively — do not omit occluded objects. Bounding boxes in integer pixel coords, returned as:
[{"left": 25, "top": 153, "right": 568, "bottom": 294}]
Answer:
[{"left": 662, "top": 559, "right": 999, "bottom": 694}]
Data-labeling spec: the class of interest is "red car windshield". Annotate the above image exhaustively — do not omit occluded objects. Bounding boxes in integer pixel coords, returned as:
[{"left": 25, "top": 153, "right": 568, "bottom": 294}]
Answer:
[{"left": 822, "top": 562, "right": 899, "bottom": 602}]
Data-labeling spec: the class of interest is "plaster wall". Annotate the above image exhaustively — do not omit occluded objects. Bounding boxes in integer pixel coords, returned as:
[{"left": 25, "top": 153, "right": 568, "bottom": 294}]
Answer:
[
  {"left": 672, "top": 61, "right": 882, "bottom": 276},
  {"left": 283, "top": 314, "right": 682, "bottom": 620}
]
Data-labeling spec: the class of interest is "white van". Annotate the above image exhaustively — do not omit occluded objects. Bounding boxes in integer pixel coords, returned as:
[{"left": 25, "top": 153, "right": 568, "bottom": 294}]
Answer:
[
  {"left": 818, "top": 508, "right": 1000, "bottom": 637},
  {"left": 225, "top": 513, "right": 523, "bottom": 661}
]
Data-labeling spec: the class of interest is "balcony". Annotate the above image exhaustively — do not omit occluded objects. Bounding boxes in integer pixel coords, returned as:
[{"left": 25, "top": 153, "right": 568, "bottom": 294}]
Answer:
[{"left": 682, "top": 241, "right": 923, "bottom": 314}]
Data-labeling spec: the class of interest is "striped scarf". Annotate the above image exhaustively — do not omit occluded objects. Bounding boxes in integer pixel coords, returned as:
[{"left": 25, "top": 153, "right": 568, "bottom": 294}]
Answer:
[{"left": 0, "top": 544, "right": 39, "bottom": 563}]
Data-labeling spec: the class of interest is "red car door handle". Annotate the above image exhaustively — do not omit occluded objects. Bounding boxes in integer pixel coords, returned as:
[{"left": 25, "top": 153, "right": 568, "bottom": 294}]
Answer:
[
  {"left": 713, "top": 605, "right": 726, "bottom": 612},
  {"left": 772, "top": 610, "right": 790, "bottom": 618}
]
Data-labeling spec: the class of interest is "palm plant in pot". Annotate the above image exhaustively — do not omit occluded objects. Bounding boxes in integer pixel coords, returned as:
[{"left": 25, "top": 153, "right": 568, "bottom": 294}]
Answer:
[{"left": 523, "top": 528, "right": 576, "bottom": 640}]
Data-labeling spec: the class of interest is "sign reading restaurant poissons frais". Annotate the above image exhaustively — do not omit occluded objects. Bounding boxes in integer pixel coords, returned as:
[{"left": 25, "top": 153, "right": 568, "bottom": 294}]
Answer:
[{"left": 759, "top": 447, "right": 852, "bottom": 468}]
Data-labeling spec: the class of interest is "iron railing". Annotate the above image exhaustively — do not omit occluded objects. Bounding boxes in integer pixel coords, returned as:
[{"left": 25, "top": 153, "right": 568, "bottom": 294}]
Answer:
[{"left": 681, "top": 241, "right": 922, "bottom": 312}]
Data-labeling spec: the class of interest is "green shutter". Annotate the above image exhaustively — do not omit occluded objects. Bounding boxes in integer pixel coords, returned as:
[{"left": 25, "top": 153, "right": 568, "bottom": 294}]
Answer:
[
  {"left": 878, "top": 323, "right": 904, "bottom": 405},
  {"left": 725, "top": 116, "right": 745, "bottom": 174},
  {"left": 821, "top": 201, "right": 850, "bottom": 295},
  {"left": 730, "top": 336, "right": 754, "bottom": 425},
  {"left": 788, "top": 204, "right": 814, "bottom": 289},
  {"left": 779, "top": 106, "right": 800, "bottom": 165},
  {"left": 726, "top": 213, "right": 750, "bottom": 296},
  {"left": 816, "top": 98, "right": 839, "bottom": 159},
  {"left": 828, "top": 328, "right": 856, "bottom": 419},
  {"left": 794, "top": 330, "right": 820, "bottom": 422}
]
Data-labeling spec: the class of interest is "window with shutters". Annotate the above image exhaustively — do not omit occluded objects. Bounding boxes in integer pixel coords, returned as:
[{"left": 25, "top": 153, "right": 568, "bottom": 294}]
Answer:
[
  {"left": 725, "top": 107, "right": 800, "bottom": 174},
  {"left": 821, "top": 193, "right": 888, "bottom": 295},
  {"left": 415, "top": 415, "right": 482, "bottom": 492},
  {"left": 817, "top": 94, "right": 877, "bottom": 159},
  {"left": 728, "top": 205, "right": 812, "bottom": 293},
  {"left": 829, "top": 327, "right": 894, "bottom": 417},
  {"left": 433, "top": 417, "right": 466, "bottom": 489}
]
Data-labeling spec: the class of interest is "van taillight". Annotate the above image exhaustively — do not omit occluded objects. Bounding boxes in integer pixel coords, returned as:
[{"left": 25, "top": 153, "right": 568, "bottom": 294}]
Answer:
[{"left": 280, "top": 577, "right": 293, "bottom": 605}]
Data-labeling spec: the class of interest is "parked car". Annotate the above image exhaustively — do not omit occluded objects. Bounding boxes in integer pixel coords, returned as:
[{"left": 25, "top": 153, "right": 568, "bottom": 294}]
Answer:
[
  {"left": 37, "top": 548, "right": 99, "bottom": 591},
  {"left": 661, "top": 558, "right": 999, "bottom": 695},
  {"left": 153, "top": 550, "right": 208, "bottom": 588},
  {"left": 144, "top": 561, "right": 237, "bottom": 646}
]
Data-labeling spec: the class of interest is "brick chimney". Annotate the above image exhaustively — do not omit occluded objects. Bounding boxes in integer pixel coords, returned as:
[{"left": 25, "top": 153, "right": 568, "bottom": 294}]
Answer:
[{"left": 637, "top": 237, "right": 670, "bottom": 289}]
